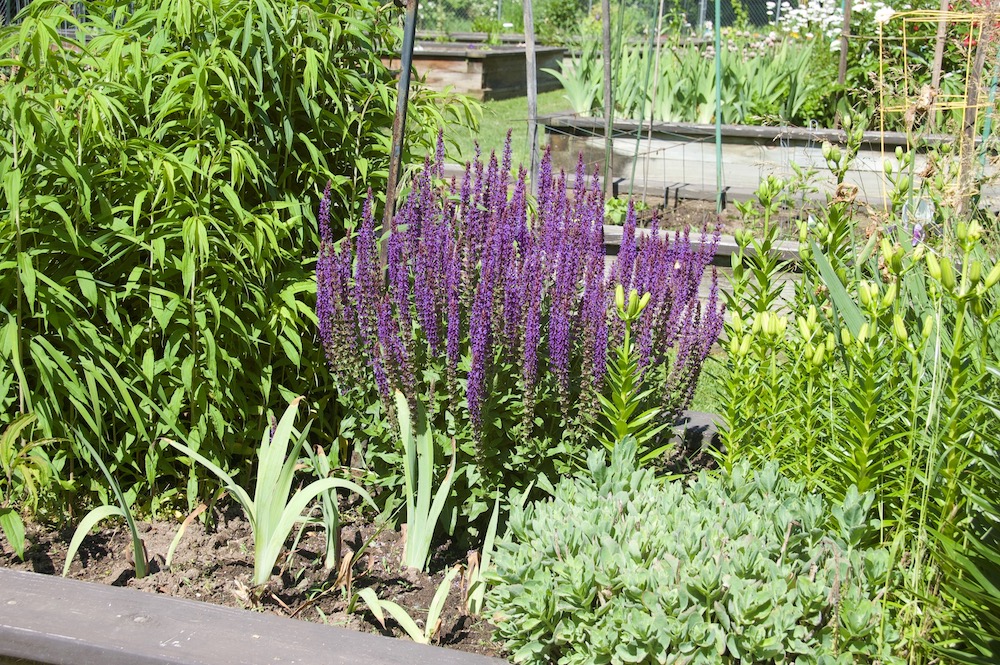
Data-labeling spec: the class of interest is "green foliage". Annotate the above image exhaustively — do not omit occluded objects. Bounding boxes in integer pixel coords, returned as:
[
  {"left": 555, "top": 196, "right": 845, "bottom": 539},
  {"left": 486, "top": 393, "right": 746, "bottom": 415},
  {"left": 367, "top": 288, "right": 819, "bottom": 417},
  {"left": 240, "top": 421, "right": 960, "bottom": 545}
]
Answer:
[
  {"left": 0, "top": 413, "right": 56, "bottom": 558},
  {"left": 719, "top": 118, "right": 1000, "bottom": 660},
  {"left": 163, "top": 398, "right": 374, "bottom": 587},
  {"left": 934, "top": 364, "right": 1000, "bottom": 664},
  {"left": 553, "top": 37, "right": 824, "bottom": 126},
  {"left": 395, "top": 391, "right": 459, "bottom": 572},
  {"left": 357, "top": 564, "right": 461, "bottom": 644},
  {"left": 303, "top": 441, "right": 342, "bottom": 572},
  {"left": 0, "top": 0, "right": 469, "bottom": 512},
  {"left": 592, "top": 286, "right": 669, "bottom": 463},
  {"left": 64, "top": 436, "right": 148, "bottom": 578},
  {"left": 486, "top": 439, "right": 901, "bottom": 664},
  {"left": 536, "top": 0, "right": 586, "bottom": 45},
  {"left": 463, "top": 495, "right": 500, "bottom": 616}
]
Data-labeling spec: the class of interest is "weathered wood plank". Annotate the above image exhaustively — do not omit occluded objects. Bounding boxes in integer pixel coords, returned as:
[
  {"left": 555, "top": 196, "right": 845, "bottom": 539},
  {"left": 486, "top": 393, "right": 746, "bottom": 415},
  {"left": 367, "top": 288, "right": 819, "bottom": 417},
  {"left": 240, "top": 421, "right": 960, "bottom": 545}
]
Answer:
[{"left": 0, "top": 569, "right": 507, "bottom": 665}]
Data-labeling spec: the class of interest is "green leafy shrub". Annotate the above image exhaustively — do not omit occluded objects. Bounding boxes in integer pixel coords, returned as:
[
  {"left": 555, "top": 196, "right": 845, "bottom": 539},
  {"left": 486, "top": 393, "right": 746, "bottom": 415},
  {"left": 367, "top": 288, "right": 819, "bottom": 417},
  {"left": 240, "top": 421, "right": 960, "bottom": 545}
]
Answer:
[
  {"left": 935, "top": 364, "right": 1000, "bottom": 664},
  {"left": 487, "top": 440, "right": 901, "bottom": 664},
  {"left": 719, "top": 117, "right": 1000, "bottom": 659},
  {"left": 0, "top": 0, "right": 468, "bottom": 512}
]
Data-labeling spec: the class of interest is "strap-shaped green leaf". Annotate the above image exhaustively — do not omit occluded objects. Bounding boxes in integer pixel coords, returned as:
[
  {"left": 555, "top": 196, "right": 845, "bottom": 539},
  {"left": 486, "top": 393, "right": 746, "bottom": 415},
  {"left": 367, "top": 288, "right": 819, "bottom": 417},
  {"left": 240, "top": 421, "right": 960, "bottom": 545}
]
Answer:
[{"left": 810, "top": 239, "right": 864, "bottom": 337}]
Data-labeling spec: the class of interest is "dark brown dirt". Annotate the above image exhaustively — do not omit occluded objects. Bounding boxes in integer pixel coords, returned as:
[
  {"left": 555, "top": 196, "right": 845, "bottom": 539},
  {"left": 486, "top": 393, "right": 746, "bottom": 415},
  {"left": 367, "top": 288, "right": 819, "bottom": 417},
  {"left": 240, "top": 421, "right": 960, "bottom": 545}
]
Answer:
[{"left": 0, "top": 506, "right": 503, "bottom": 659}]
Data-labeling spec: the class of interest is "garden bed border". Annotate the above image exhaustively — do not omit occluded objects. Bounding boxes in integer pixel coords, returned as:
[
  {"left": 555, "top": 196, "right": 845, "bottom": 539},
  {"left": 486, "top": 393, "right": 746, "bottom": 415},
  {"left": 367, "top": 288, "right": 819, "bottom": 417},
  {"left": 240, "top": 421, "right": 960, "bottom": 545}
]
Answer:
[{"left": 0, "top": 568, "right": 506, "bottom": 665}]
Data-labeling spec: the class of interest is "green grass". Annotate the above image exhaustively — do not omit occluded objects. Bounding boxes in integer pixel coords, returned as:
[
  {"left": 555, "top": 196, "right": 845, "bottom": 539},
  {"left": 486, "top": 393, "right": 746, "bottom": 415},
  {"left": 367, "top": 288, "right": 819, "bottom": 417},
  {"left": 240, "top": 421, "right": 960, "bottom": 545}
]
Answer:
[
  {"left": 444, "top": 89, "right": 575, "bottom": 167},
  {"left": 689, "top": 355, "right": 726, "bottom": 416}
]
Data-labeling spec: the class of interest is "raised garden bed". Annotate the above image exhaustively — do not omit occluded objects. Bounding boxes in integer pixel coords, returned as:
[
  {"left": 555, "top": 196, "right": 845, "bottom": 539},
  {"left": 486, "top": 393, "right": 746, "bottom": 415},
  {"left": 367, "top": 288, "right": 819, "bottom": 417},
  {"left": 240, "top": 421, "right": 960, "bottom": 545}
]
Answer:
[
  {"left": 385, "top": 43, "right": 565, "bottom": 101},
  {"left": 544, "top": 116, "right": 1000, "bottom": 210}
]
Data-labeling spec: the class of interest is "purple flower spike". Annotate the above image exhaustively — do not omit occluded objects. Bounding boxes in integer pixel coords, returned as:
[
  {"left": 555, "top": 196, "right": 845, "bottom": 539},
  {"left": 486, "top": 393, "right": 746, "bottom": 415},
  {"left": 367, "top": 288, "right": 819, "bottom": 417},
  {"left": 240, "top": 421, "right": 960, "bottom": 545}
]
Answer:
[{"left": 314, "top": 143, "right": 722, "bottom": 445}]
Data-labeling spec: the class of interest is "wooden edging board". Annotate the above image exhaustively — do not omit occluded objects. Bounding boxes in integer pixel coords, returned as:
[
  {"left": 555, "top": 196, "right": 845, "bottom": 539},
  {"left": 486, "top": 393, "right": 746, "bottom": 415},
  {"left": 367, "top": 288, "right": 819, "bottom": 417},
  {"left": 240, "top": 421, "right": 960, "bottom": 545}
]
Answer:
[
  {"left": 0, "top": 568, "right": 507, "bottom": 665},
  {"left": 602, "top": 225, "right": 801, "bottom": 265},
  {"left": 543, "top": 115, "right": 958, "bottom": 149}
]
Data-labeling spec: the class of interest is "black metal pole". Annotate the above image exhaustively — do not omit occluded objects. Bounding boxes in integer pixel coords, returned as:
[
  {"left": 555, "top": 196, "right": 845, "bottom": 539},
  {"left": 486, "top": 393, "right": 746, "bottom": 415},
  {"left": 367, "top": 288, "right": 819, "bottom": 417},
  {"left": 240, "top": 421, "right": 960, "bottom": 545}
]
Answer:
[{"left": 383, "top": 0, "right": 419, "bottom": 229}]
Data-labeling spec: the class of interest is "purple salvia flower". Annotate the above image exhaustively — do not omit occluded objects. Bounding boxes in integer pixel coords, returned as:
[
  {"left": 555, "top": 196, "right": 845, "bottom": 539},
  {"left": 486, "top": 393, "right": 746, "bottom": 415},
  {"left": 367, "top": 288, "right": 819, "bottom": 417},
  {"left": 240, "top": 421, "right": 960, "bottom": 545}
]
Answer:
[
  {"left": 435, "top": 130, "right": 446, "bottom": 178},
  {"left": 316, "top": 183, "right": 336, "bottom": 357}
]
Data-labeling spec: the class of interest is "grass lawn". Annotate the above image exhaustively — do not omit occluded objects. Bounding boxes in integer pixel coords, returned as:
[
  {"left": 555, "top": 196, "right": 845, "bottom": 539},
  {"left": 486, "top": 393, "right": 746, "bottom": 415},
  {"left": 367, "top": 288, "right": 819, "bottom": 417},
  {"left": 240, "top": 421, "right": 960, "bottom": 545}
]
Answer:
[{"left": 444, "top": 89, "right": 575, "bottom": 167}]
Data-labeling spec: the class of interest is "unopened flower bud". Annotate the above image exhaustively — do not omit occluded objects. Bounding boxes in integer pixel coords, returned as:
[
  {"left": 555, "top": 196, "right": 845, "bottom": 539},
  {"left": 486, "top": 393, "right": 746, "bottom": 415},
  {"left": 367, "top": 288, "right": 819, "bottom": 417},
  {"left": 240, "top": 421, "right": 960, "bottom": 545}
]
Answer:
[
  {"left": 880, "top": 237, "right": 893, "bottom": 260},
  {"left": 739, "top": 335, "right": 752, "bottom": 356},
  {"left": 627, "top": 288, "right": 641, "bottom": 318},
  {"left": 893, "top": 314, "right": 908, "bottom": 342},
  {"left": 968, "top": 221, "right": 982, "bottom": 243},
  {"left": 881, "top": 282, "right": 897, "bottom": 309},
  {"left": 798, "top": 316, "right": 811, "bottom": 341},
  {"left": 895, "top": 146, "right": 904, "bottom": 160},
  {"left": 984, "top": 261, "right": 1000, "bottom": 289},
  {"left": 859, "top": 281, "right": 873, "bottom": 307},
  {"left": 638, "top": 291, "right": 651, "bottom": 312},
  {"left": 969, "top": 259, "right": 982, "bottom": 285},
  {"left": 812, "top": 344, "right": 826, "bottom": 366},
  {"left": 922, "top": 315, "right": 934, "bottom": 339},
  {"left": 891, "top": 247, "right": 905, "bottom": 274},
  {"left": 826, "top": 332, "right": 835, "bottom": 352},
  {"left": 940, "top": 257, "right": 956, "bottom": 291},
  {"left": 858, "top": 322, "right": 869, "bottom": 345},
  {"left": 926, "top": 253, "right": 942, "bottom": 281}
]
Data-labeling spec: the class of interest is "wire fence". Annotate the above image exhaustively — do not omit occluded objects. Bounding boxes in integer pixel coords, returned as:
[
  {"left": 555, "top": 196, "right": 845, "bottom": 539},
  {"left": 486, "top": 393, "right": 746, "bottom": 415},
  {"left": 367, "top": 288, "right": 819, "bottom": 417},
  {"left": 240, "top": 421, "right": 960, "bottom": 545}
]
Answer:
[{"left": 1, "top": 0, "right": 31, "bottom": 24}]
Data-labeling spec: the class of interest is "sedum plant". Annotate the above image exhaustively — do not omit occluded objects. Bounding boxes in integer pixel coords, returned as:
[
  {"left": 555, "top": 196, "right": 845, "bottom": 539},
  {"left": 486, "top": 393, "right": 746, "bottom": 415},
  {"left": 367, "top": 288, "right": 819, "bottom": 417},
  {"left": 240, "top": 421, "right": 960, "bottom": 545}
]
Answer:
[
  {"left": 486, "top": 440, "right": 901, "bottom": 664},
  {"left": 164, "top": 398, "right": 374, "bottom": 587}
]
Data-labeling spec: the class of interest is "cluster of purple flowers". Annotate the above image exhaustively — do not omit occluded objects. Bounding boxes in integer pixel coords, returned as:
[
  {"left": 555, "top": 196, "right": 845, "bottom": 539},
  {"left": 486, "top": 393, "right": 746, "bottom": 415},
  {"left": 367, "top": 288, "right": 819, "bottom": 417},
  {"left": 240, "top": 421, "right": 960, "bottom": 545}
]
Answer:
[{"left": 317, "top": 137, "right": 724, "bottom": 435}]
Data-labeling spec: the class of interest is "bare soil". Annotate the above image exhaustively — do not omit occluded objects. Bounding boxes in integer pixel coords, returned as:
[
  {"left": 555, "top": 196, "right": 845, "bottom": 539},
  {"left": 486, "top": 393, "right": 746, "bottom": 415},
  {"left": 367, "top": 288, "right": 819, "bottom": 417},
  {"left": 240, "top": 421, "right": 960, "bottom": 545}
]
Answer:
[{"left": 0, "top": 505, "right": 503, "bottom": 659}]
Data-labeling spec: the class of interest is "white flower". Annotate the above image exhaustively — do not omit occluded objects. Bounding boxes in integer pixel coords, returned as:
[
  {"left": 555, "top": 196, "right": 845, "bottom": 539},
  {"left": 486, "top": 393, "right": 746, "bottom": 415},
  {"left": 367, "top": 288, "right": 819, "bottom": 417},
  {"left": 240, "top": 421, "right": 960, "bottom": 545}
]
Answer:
[
  {"left": 831, "top": 40, "right": 841, "bottom": 51},
  {"left": 502, "top": 22, "right": 513, "bottom": 28},
  {"left": 874, "top": 6, "right": 895, "bottom": 23},
  {"left": 766, "top": 1, "right": 775, "bottom": 7}
]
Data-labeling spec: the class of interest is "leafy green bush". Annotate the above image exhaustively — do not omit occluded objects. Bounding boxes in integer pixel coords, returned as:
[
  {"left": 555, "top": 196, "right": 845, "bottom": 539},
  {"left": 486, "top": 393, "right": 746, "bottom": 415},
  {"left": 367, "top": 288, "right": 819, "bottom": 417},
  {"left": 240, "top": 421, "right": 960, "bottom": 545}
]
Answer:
[
  {"left": 0, "top": 0, "right": 468, "bottom": 512},
  {"left": 935, "top": 365, "right": 1000, "bottom": 664},
  {"left": 718, "top": 117, "right": 1000, "bottom": 660},
  {"left": 487, "top": 440, "right": 901, "bottom": 664}
]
